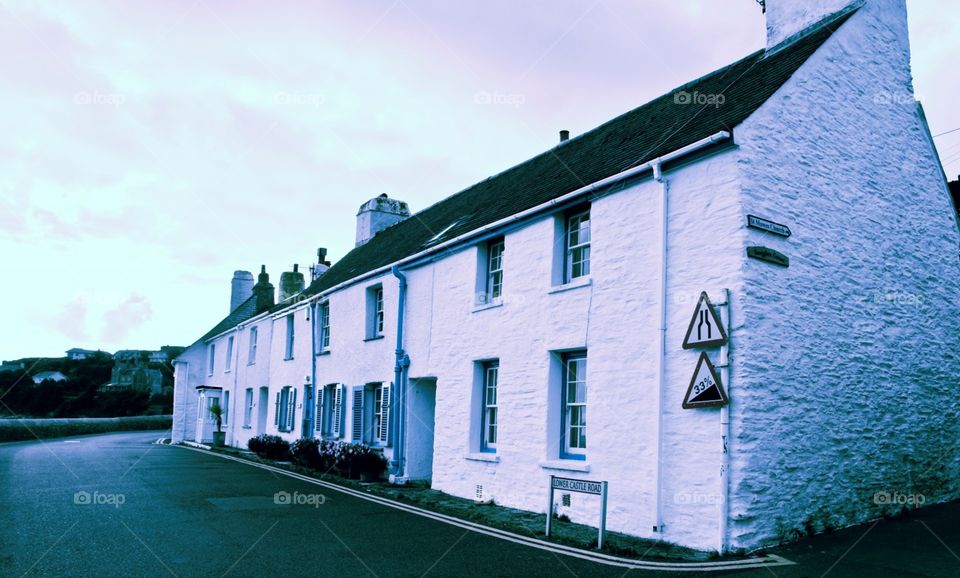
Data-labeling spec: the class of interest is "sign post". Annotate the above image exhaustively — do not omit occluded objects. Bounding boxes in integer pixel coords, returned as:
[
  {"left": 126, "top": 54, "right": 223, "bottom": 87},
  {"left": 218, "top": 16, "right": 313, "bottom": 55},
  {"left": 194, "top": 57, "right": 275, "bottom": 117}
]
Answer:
[{"left": 546, "top": 475, "right": 609, "bottom": 549}]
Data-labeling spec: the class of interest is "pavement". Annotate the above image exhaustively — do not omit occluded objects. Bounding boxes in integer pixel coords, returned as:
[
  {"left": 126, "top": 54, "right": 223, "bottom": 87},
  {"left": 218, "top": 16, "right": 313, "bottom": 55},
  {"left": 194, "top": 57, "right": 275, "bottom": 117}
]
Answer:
[{"left": 0, "top": 430, "right": 957, "bottom": 577}]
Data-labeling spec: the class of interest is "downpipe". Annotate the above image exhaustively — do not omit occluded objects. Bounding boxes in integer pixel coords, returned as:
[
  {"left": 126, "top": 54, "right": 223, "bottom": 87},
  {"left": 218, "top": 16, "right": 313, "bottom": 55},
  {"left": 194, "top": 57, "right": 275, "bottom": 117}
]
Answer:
[
  {"left": 390, "top": 266, "right": 408, "bottom": 481},
  {"left": 653, "top": 160, "right": 668, "bottom": 535}
]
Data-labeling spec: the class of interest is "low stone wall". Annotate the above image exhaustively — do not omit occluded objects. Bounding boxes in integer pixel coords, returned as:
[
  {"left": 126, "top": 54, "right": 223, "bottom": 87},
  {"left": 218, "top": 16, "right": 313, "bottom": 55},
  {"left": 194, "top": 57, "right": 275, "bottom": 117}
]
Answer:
[{"left": 0, "top": 415, "right": 172, "bottom": 442}]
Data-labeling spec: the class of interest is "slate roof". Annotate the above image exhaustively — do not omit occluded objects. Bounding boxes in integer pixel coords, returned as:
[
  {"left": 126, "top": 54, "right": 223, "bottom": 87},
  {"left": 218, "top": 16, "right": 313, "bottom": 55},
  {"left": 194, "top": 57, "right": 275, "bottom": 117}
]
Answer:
[
  {"left": 199, "top": 295, "right": 259, "bottom": 342},
  {"left": 196, "top": 7, "right": 856, "bottom": 341},
  {"left": 296, "top": 8, "right": 855, "bottom": 300}
]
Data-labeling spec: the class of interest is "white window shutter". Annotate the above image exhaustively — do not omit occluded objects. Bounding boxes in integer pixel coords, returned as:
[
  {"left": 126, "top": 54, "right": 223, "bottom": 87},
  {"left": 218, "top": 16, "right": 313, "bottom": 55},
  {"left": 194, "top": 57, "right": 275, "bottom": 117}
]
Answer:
[
  {"left": 378, "top": 384, "right": 391, "bottom": 445},
  {"left": 286, "top": 389, "right": 297, "bottom": 432},
  {"left": 332, "top": 385, "right": 343, "bottom": 437},
  {"left": 351, "top": 386, "right": 364, "bottom": 443},
  {"left": 315, "top": 387, "right": 324, "bottom": 432},
  {"left": 274, "top": 391, "right": 280, "bottom": 426}
]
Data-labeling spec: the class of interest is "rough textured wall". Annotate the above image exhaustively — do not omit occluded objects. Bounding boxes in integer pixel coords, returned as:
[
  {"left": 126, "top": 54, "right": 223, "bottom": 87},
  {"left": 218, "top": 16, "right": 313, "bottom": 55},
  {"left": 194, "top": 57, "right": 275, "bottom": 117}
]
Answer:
[
  {"left": 226, "top": 316, "right": 273, "bottom": 449},
  {"left": 765, "top": 0, "right": 856, "bottom": 49},
  {"left": 416, "top": 146, "right": 743, "bottom": 550},
  {"left": 171, "top": 344, "right": 205, "bottom": 443},
  {"left": 733, "top": 0, "right": 960, "bottom": 550}
]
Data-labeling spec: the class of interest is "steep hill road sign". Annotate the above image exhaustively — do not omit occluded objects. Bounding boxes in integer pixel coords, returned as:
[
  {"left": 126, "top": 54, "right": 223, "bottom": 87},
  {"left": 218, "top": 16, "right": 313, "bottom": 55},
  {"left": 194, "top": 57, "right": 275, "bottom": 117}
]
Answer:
[
  {"left": 682, "top": 291, "right": 727, "bottom": 349},
  {"left": 682, "top": 352, "right": 728, "bottom": 409}
]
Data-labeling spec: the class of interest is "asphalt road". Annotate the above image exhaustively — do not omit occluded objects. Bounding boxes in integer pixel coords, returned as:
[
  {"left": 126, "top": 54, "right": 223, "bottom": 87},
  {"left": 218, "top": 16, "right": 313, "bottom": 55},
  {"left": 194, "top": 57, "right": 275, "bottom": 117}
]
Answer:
[{"left": 0, "top": 431, "right": 957, "bottom": 577}]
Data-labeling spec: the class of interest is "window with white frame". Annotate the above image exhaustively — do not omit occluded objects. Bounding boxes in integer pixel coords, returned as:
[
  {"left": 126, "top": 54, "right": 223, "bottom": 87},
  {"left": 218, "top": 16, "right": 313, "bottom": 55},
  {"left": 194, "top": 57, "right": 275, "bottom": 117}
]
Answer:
[
  {"left": 274, "top": 385, "right": 297, "bottom": 433},
  {"left": 248, "top": 326, "right": 258, "bottom": 365},
  {"left": 561, "top": 352, "right": 587, "bottom": 459},
  {"left": 481, "top": 361, "right": 498, "bottom": 452},
  {"left": 284, "top": 314, "right": 295, "bottom": 359},
  {"left": 207, "top": 344, "right": 215, "bottom": 376},
  {"left": 317, "top": 302, "right": 330, "bottom": 352},
  {"left": 366, "top": 286, "right": 384, "bottom": 339},
  {"left": 225, "top": 336, "right": 234, "bottom": 371},
  {"left": 243, "top": 388, "right": 254, "bottom": 427},
  {"left": 565, "top": 207, "right": 591, "bottom": 282},
  {"left": 484, "top": 238, "right": 505, "bottom": 304}
]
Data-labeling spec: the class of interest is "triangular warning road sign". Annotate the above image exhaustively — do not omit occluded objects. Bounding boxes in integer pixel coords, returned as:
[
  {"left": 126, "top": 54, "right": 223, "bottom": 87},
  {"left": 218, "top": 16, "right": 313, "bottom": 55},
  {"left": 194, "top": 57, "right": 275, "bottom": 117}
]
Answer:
[
  {"left": 682, "top": 291, "right": 727, "bottom": 349},
  {"left": 682, "top": 352, "right": 728, "bottom": 409}
]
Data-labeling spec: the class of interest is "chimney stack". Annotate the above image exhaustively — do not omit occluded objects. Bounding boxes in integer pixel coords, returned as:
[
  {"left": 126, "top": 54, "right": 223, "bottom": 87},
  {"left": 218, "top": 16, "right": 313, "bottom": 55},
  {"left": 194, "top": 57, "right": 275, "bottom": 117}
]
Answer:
[
  {"left": 310, "top": 248, "right": 332, "bottom": 281},
  {"left": 230, "top": 270, "right": 254, "bottom": 312},
  {"left": 279, "top": 264, "right": 305, "bottom": 302},
  {"left": 559, "top": 130, "right": 570, "bottom": 143},
  {"left": 356, "top": 194, "right": 411, "bottom": 246},
  {"left": 763, "top": 0, "right": 855, "bottom": 50},
  {"left": 253, "top": 265, "right": 275, "bottom": 313}
]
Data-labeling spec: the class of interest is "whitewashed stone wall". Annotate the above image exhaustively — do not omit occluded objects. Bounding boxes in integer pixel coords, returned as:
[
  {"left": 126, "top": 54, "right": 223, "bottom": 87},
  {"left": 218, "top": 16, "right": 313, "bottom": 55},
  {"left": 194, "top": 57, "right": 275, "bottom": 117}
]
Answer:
[{"left": 731, "top": 0, "right": 960, "bottom": 550}]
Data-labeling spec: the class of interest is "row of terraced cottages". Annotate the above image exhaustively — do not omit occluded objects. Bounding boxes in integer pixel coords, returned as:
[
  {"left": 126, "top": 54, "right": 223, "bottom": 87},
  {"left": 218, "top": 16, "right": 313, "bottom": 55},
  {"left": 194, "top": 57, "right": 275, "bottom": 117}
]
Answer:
[{"left": 173, "top": 0, "right": 960, "bottom": 552}]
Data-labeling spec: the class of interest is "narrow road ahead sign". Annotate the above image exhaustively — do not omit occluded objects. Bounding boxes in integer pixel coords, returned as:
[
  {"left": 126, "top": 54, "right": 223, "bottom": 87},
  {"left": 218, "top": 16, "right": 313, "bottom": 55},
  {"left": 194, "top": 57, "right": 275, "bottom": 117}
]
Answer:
[
  {"left": 682, "top": 291, "right": 727, "bottom": 349},
  {"left": 682, "top": 352, "right": 728, "bottom": 409}
]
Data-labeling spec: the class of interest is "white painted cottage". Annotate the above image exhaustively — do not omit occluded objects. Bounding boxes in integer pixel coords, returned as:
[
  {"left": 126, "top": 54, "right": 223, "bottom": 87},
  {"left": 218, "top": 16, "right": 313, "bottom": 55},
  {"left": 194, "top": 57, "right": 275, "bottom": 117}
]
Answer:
[{"left": 173, "top": 0, "right": 960, "bottom": 552}]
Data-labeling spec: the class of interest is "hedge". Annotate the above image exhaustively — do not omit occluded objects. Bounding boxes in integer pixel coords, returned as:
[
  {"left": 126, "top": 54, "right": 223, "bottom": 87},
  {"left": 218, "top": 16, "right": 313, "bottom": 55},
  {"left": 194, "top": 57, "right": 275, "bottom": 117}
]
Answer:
[{"left": 0, "top": 415, "right": 172, "bottom": 442}]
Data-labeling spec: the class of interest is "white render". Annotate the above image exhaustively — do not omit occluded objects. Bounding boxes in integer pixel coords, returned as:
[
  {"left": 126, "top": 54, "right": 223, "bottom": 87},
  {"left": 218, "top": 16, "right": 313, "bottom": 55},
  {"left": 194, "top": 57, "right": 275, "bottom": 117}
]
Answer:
[{"left": 172, "top": 0, "right": 960, "bottom": 553}]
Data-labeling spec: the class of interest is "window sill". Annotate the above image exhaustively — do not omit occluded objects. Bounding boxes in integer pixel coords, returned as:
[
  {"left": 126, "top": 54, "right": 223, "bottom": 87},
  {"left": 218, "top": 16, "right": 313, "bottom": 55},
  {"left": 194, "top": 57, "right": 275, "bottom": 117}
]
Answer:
[
  {"left": 241, "top": 425, "right": 251, "bottom": 430},
  {"left": 364, "top": 335, "right": 385, "bottom": 342},
  {"left": 471, "top": 300, "right": 503, "bottom": 313},
  {"left": 539, "top": 459, "right": 591, "bottom": 473},
  {"left": 224, "top": 370, "right": 231, "bottom": 374},
  {"left": 549, "top": 277, "right": 592, "bottom": 295},
  {"left": 465, "top": 452, "right": 500, "bottom": 463},
  {"left": 247, "top": 362, "right": 255, "bottom": 366},
  {"left": 316, "top": 350, "right": 330, "bottom": 357},
  {"left": 283, "top": 357, "right": 294, "bottom": 361}
]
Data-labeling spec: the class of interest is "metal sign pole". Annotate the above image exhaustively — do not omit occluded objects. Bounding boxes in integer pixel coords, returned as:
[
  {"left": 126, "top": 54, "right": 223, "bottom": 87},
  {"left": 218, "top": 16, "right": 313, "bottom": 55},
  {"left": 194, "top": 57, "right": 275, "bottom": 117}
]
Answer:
[
  {"left": 598, "top": 481, "right": 608, "bottom": 550},
  {"left": 546, "top": 475, "right": 554, "bottom": 537}
]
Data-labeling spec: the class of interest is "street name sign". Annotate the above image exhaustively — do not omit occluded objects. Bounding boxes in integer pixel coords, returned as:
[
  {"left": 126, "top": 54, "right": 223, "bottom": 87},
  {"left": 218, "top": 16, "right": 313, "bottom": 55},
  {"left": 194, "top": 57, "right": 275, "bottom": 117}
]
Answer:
[
  {"left": 747, "top": 246, "right": 790, "bottom": 268},
  {"left": 747, "top": 215, "right": 792, "bottom": 238},
  {"left": 682, "top": 291, "right": 727, "bottom": 349},
  {"left": 546, "top": 475, "right": 609, "bottom": 549},
  {"left": 682, "top": 352, "right": 729, "bottom": 409}
]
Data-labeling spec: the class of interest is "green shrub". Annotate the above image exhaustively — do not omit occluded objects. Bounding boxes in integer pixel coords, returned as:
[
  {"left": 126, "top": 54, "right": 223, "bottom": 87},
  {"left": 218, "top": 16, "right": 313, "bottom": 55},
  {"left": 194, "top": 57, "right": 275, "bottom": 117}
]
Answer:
[
  {"left": 290, "top": 438, "right": 325, "bottom": 470},
  {"left": 247, "top": 434, "right": 290, "bottom": 460}
]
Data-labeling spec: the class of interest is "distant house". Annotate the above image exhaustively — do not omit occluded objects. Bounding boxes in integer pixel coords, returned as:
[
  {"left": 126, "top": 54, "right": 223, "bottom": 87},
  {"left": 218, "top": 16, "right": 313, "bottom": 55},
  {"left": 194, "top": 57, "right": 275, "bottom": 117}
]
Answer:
[
  {"left": 0, "top": 361, "right": 25, "bottom": 373},
  {"left": 102, "top": 347, "right": 183, "bottom": 395},
  {"left": 32, "top": 371, "right": 67, "bottom": 384},
  {"left": 66, "top": 348, "right": 111, "bottom": 360}
]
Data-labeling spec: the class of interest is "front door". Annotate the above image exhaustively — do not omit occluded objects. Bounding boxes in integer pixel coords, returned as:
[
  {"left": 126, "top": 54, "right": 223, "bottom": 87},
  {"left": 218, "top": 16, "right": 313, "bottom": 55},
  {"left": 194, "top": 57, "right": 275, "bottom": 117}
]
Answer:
[
  {"left": 256, "top": 386, "right": 269, "bottom": 434},
  {"left": 301, "top": 384, "right": 314, "bottom": 437}
]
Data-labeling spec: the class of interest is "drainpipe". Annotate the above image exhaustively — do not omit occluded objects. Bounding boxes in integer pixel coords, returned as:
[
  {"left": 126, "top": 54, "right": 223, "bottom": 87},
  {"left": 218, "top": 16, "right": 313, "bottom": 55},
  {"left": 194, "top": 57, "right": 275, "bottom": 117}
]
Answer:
[
  {"left": 718, "top": 288, "right": 731, "bottom": 553},
  {"left": 653, "top": 159, "right": 668, "bottom": 535},
  {"left": 390, "top": 265, "right": 408, "bottom": 480},
  {"left": 310, "top": 302, "right": 318, "bottom": 437}
]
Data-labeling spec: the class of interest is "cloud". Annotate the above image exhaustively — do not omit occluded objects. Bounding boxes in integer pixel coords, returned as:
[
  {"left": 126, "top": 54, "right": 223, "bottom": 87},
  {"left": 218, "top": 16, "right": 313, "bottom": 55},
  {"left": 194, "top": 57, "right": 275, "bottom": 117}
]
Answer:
[
  {"left": 54, "top": 297, "right": 90, "bottom": 342},
  {"left": 101, "top": 295, "right": 152, "bottom": 343}
]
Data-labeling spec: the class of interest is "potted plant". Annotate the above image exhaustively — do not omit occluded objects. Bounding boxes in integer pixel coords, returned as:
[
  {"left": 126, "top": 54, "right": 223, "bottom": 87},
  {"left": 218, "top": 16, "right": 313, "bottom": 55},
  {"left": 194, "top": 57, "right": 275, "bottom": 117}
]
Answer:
[{"left": 209, "top": 401, "right": 226, "bottom": 447}]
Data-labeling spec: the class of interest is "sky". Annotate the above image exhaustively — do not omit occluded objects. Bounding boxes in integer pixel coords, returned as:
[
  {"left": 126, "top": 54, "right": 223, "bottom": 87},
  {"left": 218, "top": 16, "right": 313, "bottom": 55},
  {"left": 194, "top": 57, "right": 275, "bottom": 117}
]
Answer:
[{"left": 1, "top": 0, "right": 957, "bottom": 360}]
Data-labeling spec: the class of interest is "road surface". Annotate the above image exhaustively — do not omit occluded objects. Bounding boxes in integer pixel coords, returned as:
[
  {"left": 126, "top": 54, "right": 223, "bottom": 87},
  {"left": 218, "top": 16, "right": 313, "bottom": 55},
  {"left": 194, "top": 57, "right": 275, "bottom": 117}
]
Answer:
[{"left": 1, "top": 431, "right": 957, "bottom": 577}]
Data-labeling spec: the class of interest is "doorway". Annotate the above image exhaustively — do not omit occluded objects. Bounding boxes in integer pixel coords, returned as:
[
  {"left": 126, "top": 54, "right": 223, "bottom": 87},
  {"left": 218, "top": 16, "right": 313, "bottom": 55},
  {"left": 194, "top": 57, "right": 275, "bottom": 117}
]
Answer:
[
  {"left": 257, "top": 386, "right": 269, "bottom": 434},
  {"left": 405, "top": 378, "right": 437, "bottom": 482}
]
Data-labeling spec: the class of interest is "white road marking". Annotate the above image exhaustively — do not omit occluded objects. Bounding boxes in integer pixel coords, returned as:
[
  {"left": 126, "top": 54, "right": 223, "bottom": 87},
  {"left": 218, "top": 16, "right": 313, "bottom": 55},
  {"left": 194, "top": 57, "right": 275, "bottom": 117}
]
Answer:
[{"left": 172, "top": 444, "right": 794, "bottom": 572}]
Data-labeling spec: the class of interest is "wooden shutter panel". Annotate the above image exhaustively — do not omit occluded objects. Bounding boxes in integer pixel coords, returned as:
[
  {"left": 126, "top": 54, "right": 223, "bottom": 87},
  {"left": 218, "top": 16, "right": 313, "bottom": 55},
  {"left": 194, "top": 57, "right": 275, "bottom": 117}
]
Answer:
[
  {"left": 315, "top": 386, "right": 324, "bottom": 432},
  {"left": 351, "top": 386, "right": 364, "bottom": 443},
  {"left": 332, "top": 385, "right": 343, "bottom": 437},
  {"left": 274, "top": 391, "right": 281, "bottom": 426},
  {"left": 378, "top": 384, "right": 391, "bottom": 445}
]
